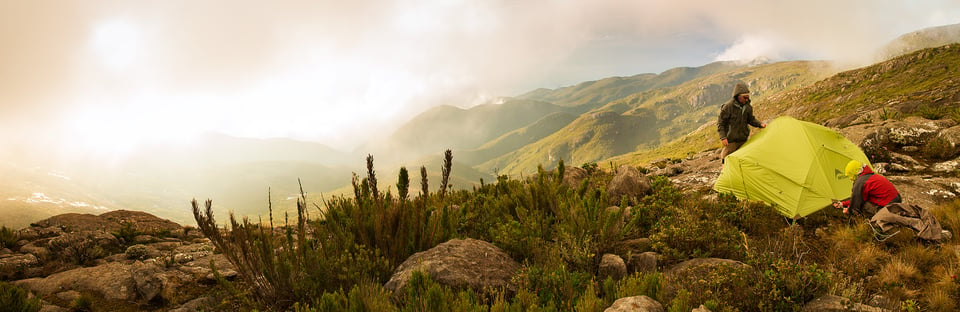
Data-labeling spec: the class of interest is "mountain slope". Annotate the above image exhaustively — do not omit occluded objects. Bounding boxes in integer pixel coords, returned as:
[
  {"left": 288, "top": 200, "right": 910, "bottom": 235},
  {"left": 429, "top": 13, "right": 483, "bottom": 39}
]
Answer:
[
  {"left": 372, "top": 98, "right": 585, "bottom": 163},
  {"left": 518, "top": 61, "right": 745, "bottom": 108},
  {"left": 876, "top": 23, "right": 960, "bottom": 61},
  {"left": 612, "top": 43, "right": 960, "bottom": 166},
  {"left": 482, "top": 60, "right": 833, "bottom": 175}
]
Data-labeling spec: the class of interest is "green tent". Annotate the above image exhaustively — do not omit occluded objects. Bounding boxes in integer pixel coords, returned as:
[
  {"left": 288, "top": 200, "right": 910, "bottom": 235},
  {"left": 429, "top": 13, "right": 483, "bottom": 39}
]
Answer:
[{"left": 713, "top": 116, "right": 871, "bottom": 219}]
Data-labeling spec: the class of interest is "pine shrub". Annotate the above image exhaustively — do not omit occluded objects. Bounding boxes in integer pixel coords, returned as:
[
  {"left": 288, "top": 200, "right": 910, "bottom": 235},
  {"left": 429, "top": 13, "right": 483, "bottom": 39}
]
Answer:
[{"left": 0, "top": 282, "right": 41, "bottom": 312}]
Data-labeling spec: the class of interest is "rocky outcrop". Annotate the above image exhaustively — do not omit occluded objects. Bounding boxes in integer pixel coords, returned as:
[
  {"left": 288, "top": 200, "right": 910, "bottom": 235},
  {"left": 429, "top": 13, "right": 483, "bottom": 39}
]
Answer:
[
  {"left": 604, "top": 295, "right": 664, "bottom": 312},
  {"left": 384, "top": 238, "right": 521, "bottom": 296},
  {"left": 607, "top": 165, "right": 652, "bottom": 205}
]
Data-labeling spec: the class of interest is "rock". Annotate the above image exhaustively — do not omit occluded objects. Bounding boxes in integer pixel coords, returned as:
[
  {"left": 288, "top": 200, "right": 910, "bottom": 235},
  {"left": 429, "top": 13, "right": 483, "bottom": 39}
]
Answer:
[
  {"left": 598, "top": 254, "right": 627, "bottom": 281},
  {"left": 802, "top": 294, "right": 889, "bottom": 312},
  {"left": 607, "top": 165, "right": 652, "bottom": 205},
  {"left": 884, "top": 120, "right": 939, "bottom": 147},
  {"left": 14, "top": 262, "right": 137, "bottom": 301},
  {"left": 168, "top": 296, "right": 218, "bottom": 312},
  {"left": 562, "top": 165, "right": 589, "bottom": 188},
  {"left": 693, "top": 304, "right": 712, "bottom": 312},
  {"left": 55, "top": 290, "right": 81, "bottom": 302},
  {"left": 32, "top": 213, "right": 121, "bottom": 233},
  {"left": 624, "top": 252, "right": 658, "bottom": 274},
  {"left": 0, "top": 253, "right": 39, "bottom": 272},
  {"left": 384, "top": 238, "right": 520, "bottom": 296},
  {"left": 932, "top": 159, "right": 959, "bottom": 173},
  {"left": 938, "top": 125, "right": 960, "bottom": 158},
  {"left": 604, "top": 295, "right": 663, "bottom": 312},
  {"left": 132, "top": 261, "right": 165, "bottom": 302},
  {"left": 100, "top": 210, "right": 182, "bottom": 235}
]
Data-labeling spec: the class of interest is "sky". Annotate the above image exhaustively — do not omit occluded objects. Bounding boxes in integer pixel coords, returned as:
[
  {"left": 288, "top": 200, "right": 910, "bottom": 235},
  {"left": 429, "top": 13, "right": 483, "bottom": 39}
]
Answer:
[{"left": 2, "top": 0, "right": 960, "bottom": 155}]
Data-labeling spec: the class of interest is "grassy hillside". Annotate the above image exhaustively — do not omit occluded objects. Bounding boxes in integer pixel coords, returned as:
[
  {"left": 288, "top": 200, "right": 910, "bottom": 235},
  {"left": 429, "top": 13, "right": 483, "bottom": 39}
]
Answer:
[
  {"left": 518, "top": 61, "right": 745, "bottom": 108},
  {"left": 457, "top": 112, "right": 579, "bottom": 166},
  {"left": 485, "top": 60, "right": 833, "bottom": 174},
  {"left": 614, "top": 43, "right": 960, "bottom": 166},
  {"left": 375, "top": 98, "right": 585, "bottom": 162},
  {"left": 876, "top": 23, "right": 960, "bottom": 61}
]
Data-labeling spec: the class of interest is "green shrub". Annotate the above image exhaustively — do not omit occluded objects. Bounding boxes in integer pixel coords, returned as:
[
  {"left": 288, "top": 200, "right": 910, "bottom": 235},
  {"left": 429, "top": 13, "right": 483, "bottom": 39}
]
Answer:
[
  {"left": 919, "top": 105, "right": 948, "bottom": 120},
  {"left": 0, "top": 226, "right": 17, "bottom": 250},
  {"left": 0, "top": 282, "right": 41, "bottom": 312},
  {"left": 665, "top": 263, "right": 761, "bottom": 311},
  {"left": 921, "top": 136, "right": 955, "bottom": 160},
  {"left": 879, "top": 108, "right": 900, "bottom": 121},
  {"left": 512, "top": 266, "right": 593, "bottom": 311},
  {"left": 70, "top": 293, "right": 94, "bottom": 312},
  {"left": 112, "top": 221, "right": 140, "bottom": 246},
  {"left": 124, "top": 244, "right": 150, "bottom": 260}
]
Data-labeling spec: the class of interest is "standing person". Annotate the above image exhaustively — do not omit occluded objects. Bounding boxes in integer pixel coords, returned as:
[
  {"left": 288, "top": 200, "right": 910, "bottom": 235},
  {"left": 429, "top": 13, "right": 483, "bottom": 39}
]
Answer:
[
  {"left": 832, "top": 160, "right": 902, "bottom": 217},
  {"left": 717, "top": 82, "right": 766, "bottom": 163}
]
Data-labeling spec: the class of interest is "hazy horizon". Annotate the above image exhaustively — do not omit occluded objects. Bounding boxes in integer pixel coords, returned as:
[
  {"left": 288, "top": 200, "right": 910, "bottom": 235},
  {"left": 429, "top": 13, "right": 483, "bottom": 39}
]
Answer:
[{"left": 2, "top": 1, "right": 959, "bottom": 156}]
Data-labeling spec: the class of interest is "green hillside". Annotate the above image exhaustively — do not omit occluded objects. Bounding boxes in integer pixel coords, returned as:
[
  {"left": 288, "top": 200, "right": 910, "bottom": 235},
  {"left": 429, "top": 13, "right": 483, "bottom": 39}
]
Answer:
[
  {"left": 376, "top": 98, "right": 585, "bottom": 161},
  {"left": 457, "top": 112, "right": 579, "bottom": 166},
  {"left": 613, "top": 43, "right": 960, "bottom": 166},
  {"left": 484, "top": 60, "right": 833, "bottom": 175},
  {"left": 518, "top": 61, "right": 745, "bottom": 108}
]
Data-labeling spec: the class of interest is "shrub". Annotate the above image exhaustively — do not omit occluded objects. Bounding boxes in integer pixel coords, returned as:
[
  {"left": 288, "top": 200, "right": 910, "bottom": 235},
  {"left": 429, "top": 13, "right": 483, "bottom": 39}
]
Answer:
[
  {"left": 70, "top": 293, "right": 94, "bottom": 312},
  {"left": 512, "top": 265, "right": 593, "bottom": 310},
  {"left": 0, "top": 282, "right": 41, "bottom": 312},
  {"left": 879, "top": 108, "right": 900, "bottom": 121},
  {"left": 665, "top": 263, "right": 761, "bottom": 311},
  {"left": 921, "top": 136, "right": 954, "bottom": 160},
  {"left": 0, "top": 226, "right": 17, "bottom": 250},
  {"left": 112, "top": 221, "right": 140, "bottom": 246},
  {"left": 125, "top": 244, "right": 150, "bottom": 260},
  {"left": 919, "top": 104, "right": 948, "bottom": 120},
  {"left": 47, "top": 233, "right": 105, "bottom": 266}
]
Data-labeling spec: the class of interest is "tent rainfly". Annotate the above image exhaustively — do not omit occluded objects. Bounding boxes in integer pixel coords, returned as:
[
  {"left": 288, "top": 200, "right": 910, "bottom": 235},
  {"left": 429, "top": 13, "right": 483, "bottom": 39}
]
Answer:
[{"left": 713, "top": 116, "right": 871, "bottom": 219}]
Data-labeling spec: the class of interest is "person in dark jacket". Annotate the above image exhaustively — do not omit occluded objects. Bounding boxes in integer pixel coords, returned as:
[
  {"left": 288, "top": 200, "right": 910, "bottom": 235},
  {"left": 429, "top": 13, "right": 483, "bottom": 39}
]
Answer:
[
  {"left": 717, "top": 82, "right": 766, "bottom": 163},
  {"left": 833, "top": 160, "right": 901, "bottom": 217}
]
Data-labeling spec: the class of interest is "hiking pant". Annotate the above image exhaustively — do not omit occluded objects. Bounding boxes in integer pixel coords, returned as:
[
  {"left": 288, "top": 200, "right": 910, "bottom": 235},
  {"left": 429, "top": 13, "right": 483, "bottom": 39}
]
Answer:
[{"left": 720, "top": 141, "right": 744, "bottom": 164}]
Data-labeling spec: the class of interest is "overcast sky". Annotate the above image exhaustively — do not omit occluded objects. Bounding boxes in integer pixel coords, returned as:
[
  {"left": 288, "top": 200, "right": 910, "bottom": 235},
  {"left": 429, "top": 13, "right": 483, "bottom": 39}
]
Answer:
[{"left": 2, "top": 1, "right": 959, "bottom": 154}]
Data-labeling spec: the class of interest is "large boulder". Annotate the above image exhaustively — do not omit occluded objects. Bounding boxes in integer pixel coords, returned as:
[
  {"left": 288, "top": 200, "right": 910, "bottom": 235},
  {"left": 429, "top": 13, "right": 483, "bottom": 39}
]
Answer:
[
  {"left": 604, "top": 295, "right": 664, "bottom": 312},
  {"left": 598, "top": 254, "right": 627, "bottom": 281},
  {"left": 99, "top": 210, "right": 182, "bottom": 235},
  {"left": 15, "top": 262, "right": 138, "bottom": 301},
  {"left": 607, "top": 165, "right": 652, "bottom": 205},
  {"left": 32, "top": 213, "right": 120, "bottom": 233},
  {"left": 384, "top": 238, "right": 520, "bottom": 295}
]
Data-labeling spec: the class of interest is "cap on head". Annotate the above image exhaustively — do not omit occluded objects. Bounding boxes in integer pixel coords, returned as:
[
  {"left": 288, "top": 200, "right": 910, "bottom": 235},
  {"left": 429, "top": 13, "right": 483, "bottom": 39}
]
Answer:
[
  {"left": 845, "top": 160, "right": 863, "bottom": 180},
  {"left": 732, "top": 83, "right": 750, "bottom": 97}
]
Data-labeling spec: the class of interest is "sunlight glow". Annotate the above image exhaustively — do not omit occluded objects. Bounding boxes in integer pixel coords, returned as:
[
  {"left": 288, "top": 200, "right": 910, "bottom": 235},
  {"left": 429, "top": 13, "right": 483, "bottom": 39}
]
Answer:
[{"left": 90, "top": 19, "right": 143, "bottom": 71}]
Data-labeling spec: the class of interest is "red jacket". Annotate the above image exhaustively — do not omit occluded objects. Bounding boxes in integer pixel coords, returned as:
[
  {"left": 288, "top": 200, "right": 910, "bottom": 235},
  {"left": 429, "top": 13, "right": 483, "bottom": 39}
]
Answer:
[{"left": 841, "top": 166, "right": 900, "bottom": 210}]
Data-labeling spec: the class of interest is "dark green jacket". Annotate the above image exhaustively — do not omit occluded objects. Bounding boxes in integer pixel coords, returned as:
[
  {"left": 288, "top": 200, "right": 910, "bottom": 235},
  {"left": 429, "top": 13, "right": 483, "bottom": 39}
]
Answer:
[{"left": 717, "top": 97, "right": 762, "bottom": 143}]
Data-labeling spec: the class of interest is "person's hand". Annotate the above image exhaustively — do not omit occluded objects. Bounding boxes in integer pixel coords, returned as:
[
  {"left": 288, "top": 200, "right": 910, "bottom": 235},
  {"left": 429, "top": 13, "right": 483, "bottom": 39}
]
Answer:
[
  {"left": 760, "top": 123, "right": 767, "bottom": 128},
  {"left": 721, "top": 138, "right": 728, "bottom": 146}
]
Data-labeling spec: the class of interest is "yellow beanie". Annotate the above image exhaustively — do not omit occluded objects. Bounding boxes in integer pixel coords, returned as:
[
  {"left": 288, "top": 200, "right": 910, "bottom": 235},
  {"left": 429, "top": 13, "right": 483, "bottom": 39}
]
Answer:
[{"left": 844, "top": 160, "right": 863, "bottom": 180}]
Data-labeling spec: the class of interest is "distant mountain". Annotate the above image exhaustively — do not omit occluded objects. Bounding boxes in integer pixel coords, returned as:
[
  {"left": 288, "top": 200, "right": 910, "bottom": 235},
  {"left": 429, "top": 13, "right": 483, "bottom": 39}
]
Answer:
[
  {"left": 518, "top": 61, "right": 745, "bottom": 108},
  {"left": 481, "top": 60, "right": 833, "bottom": 175},
  {"left": 368, "top": 98, "right": 585, "bottom": 164},
  {"left": 457, "top": 112, "right": 579, "bottom": 167},
  {"left": 876, "top": 23, "right": 960, "bottom": 61}
]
